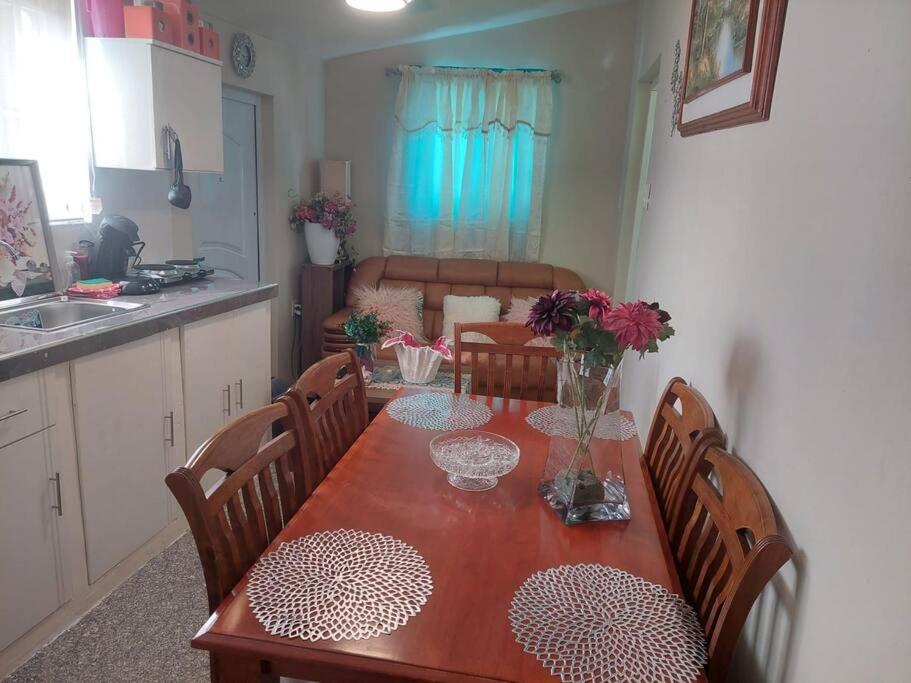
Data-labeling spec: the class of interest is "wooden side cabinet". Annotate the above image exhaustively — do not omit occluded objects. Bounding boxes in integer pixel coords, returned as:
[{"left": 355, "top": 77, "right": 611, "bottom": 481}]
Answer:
[{"left": 299, "top": 261, "right": 353, "bottom": 372}]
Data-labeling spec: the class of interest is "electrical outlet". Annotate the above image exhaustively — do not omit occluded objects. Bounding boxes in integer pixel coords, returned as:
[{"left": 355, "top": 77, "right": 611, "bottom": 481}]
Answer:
[{"left": 291, "top": 302, "right": 302, "bottom": 319}]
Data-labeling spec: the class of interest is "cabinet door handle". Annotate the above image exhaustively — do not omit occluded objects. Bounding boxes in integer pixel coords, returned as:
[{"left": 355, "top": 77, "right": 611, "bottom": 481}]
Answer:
[
  {"left": 223, "top": 385, "right": 231, "bottom": 418},
  {"left": 0, "top": 408, "right": 27, "bottom": 422},
  {"left": 49, "top": 473, "right": 62, "bottom": 517},
  {"left": 164, "top": 411, "right": 175, "bottom": 447},
  {"left": 235, "top": 379, "right": 244, "bottom": 411}
]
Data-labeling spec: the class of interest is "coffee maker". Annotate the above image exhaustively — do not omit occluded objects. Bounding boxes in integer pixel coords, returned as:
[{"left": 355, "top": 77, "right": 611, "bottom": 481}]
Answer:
[{"left": 92, "top": 215, "right": 145, "bottom": 281}]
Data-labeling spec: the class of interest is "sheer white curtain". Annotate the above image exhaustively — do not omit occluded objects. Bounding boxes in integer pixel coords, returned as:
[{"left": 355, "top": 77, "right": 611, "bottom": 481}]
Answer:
[
  {"left": 0, "top": 0, "right": 90, "bottom": 221},
  {"left": 384, "top": 66, "right": 553, "bottom": 262}
]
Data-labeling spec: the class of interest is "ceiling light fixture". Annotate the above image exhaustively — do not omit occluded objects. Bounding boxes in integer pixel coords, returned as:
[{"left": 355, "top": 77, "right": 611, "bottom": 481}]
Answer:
[{"left": 345, "top": 0, "right": 413, "bottom": 12}]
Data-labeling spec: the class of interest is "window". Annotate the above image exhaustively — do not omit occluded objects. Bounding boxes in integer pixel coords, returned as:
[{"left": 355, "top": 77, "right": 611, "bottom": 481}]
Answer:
[
  {"left": 385, "top": 67, "right": 553, "bottom": 262},
  {"left": 0, "top": 0, "right": 90, "bottom": 221}
]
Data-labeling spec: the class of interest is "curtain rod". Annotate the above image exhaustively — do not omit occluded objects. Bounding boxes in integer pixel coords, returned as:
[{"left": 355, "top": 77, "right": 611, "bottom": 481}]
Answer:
[{"left": 384, "top": 65, "right": 562, "bottom": 83}]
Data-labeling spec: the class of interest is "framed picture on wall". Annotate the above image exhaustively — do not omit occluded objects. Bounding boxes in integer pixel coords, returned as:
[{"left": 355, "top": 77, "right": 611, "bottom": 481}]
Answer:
[
  {"left": 678, "top": 0, "right": 788, "bottom": 136},
  {"left": 0, "top": 159, "right": 56, "bottom": 300}
]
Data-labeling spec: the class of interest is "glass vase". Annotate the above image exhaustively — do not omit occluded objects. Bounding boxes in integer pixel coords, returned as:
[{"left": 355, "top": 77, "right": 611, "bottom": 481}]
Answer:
[
  {"left": 538, "top": 358, "right": 630, "bottom": 524},
  {"left": 354, "top": 343, "right": 376, "bottom": 385}
]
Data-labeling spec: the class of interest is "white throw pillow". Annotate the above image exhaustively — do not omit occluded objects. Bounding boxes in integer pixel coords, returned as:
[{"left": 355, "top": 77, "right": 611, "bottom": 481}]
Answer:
[
  {"left": 443, "top": 294, "right": 501, "bottom": 343},
  {"left": 351, "top": 285, "right": 426, "bottom": 342}
]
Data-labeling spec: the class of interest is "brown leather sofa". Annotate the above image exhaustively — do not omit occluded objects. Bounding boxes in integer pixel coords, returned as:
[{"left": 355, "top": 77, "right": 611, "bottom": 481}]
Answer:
[{"left": 322, "top": 255, "right": 584, "bottom": 360}]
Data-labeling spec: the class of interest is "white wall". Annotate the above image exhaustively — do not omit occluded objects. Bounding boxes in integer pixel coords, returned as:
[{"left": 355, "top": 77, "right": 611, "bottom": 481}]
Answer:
[
  {"left": 324, "top": 2, "right": 637, "bottom": 292},
  {"left": 624, "top": 1, "right": 911, "bottom": 681}
]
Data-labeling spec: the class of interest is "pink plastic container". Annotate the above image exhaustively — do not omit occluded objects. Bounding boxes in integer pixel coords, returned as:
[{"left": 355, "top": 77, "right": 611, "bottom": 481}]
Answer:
[{"left": 82, "top": 0, "right": 127, "bottom": 38}]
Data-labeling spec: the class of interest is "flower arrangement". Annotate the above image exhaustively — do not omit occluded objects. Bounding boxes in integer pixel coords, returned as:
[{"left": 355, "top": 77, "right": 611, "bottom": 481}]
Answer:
[
  {"left": 528, "top": 289, "right": 674, "bottom": 522},
  {"left": 343, "top": 309, "right": 392, "bottom": 345},
  {"left": 344, "top": 310, "right": 392, "bottom": 385},
  {"left": 290, "top": 192, "right": 357, "bottom": 239},
  {"left": 527, "top": 289, "right": 674, "bottom": 368}
]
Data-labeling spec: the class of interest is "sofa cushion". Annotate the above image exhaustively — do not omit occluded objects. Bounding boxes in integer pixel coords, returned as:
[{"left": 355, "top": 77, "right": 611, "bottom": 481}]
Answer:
[
  {"left": 497, "top": 262, "right": 554, "bottom": 288},
  {"left": 442, "top": 295, "right": 501, "bottom": 342},
  {"left": 438, "top": 258, "right": 498, "bottom": 285},
  {"left": 351, "top": 285, "right": 426, "bottom": 342},
  {"left": 386, "top": 255, "right": 438, "bottom": 282},
  {"left": 502, "top": 296, "right": 538, "bottom": 324}
]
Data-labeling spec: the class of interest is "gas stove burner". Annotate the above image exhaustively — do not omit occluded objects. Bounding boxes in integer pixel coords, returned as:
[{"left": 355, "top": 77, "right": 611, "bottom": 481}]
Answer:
[
  {"left": 134, "top": 263, "right": 178, "bottom": 272},
  {"left": 127, "top": 257, "right": 213, "bottom": 286},
  {"left": 119, "top": 275, "right": 161, "bottom": 295},
  {"left": 165, "top": 258, "right": 204, "bottom": 267}
]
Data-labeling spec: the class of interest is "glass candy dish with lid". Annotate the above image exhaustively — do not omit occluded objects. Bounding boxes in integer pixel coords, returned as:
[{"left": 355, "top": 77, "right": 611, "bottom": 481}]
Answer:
[{"left": 429, "top": 430, "right": 520, "bottom": 491}]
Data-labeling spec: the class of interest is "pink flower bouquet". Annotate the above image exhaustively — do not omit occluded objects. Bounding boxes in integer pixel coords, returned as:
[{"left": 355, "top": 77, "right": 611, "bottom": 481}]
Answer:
[{"left": 381, "top": 331, "right": 452, "bottom": 384}]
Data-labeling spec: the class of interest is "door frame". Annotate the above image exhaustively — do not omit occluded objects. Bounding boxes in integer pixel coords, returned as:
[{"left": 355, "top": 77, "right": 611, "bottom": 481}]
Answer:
[
  {"left": 220, "top": 86, "right": 264, "bottom": 281},
  {"left": 614, "top": 59, "right": 660, "bottom": 301}
]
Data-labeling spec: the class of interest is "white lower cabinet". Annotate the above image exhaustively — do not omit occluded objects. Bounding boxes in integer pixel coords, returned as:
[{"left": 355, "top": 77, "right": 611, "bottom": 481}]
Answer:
[
  {"left": 0, "top": 428, "right": 64, "bottom": 650},
  {"left": 182, "top": 301, "right": 271, "bottom": 457},
  {"left": 0, "top": 299, "right": 272, "bottom": 667},
  {"left": 72, "top": 330, "right": 185, "bottom": 584}
]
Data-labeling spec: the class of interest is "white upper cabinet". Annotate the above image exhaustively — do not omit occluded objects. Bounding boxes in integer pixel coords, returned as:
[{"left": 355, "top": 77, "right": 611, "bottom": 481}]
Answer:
[{"left": 85, "top": 38, "right": 224, "bottom": 173}]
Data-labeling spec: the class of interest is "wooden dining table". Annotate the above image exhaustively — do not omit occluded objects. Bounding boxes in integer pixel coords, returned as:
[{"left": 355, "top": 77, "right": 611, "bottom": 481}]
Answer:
[{"left": 192, "top": 388, "right": 706, "bottom": 682}]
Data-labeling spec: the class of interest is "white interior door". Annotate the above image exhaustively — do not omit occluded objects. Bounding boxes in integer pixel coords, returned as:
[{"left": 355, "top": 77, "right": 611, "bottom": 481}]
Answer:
[{"left": 193, "top": 89, "right": 260, "bottom": 280}]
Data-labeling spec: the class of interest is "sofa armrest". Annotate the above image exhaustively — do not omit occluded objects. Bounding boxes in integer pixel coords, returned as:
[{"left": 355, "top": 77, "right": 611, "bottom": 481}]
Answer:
[{"left": 322, "top": 307, "right": 352, "bottom": 333}]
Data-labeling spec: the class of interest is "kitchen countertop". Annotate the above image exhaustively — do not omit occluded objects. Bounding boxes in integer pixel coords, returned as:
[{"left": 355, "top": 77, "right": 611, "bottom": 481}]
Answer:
[{"left": 0, "top": 276, "right": 278, "bottom": 382}]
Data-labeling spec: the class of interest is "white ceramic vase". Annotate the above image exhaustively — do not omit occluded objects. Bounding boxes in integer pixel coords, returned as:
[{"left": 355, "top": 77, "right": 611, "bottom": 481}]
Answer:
[{"left": 304, "top": 221, "right": 340, "bottom": 266}]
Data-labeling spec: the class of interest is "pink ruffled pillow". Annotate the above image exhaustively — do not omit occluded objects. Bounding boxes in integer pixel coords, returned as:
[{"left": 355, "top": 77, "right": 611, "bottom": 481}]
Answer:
[
  {"left": 351, "top": 285, "right": 426, "bottom": 342},
  {"left": 502, "top": 295, "right": 552, "bottom": 347},
  {"left": 502, "top": 296, "right": 538, "bottom": 323}
]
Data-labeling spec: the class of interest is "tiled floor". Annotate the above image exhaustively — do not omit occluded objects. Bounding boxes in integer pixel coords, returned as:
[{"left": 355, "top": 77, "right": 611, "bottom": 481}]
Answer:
[{"left": 6, "top": 534, "right": 209, "bottom": 683}]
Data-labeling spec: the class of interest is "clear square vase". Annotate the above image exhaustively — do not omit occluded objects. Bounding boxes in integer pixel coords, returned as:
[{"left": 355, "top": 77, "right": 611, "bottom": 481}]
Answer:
[{"left": 538, "top": 359, "right": 631, "bottom": 525}]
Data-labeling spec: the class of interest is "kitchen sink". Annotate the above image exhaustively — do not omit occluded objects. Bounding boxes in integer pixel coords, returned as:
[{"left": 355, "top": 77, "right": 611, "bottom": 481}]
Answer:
[{"left": 0, "top": 297, "right": 148, "bottom": 332}]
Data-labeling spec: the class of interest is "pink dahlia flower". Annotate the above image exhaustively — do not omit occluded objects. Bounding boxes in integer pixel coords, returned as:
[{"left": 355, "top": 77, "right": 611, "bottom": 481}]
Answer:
[
  {"left": 604, "top": 301, "right": 663, "bottom": 351},
  {"left": 580, "top": 288, "right": 612, "bottom": 325}
]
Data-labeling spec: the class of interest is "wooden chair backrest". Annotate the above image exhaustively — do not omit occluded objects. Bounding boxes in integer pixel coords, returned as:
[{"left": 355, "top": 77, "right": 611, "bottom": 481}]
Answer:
[
  {"left": 453, "top": 322, "right": 559, "bottom": 402},
  {"left": 165, "top": 396, "right": 313, "bottom": 612},
  {"left": 290, "top": 350, "right": 369, "bottom": 482},
  {"left": 667, "top": 442, "right": 793, "bottom": 682},
  {"left": 642, "top": 377, "right": 717, "bottom": 524}
]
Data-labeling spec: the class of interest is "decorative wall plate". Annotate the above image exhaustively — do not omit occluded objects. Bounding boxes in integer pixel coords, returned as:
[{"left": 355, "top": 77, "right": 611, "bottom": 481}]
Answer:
[
  {"left": 386, "top": 392, "right": 492, "bottom": 431},
  {"left": 231, "top": 32, "right": 256, "bottom": 78},
  {"left": 247, "top": 529, "right": 432, "bottom": 641},
  {"left": 509, "top": 563, "right": 707, "bottom": 682}
]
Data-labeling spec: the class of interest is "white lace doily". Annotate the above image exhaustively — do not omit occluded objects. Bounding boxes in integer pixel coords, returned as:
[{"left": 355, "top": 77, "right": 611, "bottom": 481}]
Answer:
[
  {"left": 509, "top": 564, "right": 706, "bottom": 683},
  {"left": 526, "top": 405, "right": 638, "bottom": 441},
  {"left": 386, "top": 392, "right": 492, "bottom": 431},
  {"left": 247, "top": 529, "right": 432, "bottom": 641}
]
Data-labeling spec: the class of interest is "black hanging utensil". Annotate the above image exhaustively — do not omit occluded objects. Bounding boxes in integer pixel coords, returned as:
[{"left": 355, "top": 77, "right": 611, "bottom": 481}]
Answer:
[{"left": 168, "top": 135, "right": 192, "bottom": 209}]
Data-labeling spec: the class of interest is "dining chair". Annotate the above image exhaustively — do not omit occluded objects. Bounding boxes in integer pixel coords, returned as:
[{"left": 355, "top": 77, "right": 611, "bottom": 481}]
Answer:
[
  {"left": 642, "top": 377, "right": 718, "bottom": 525},
  {"left": 165, "top": 395, "right": 314, "bottom": 614},
  {"left": 453, "top": 322, "right": 560, "bottom": 402},
  {"left": 290, "top": 349, "right": 369, "bottom": 482},
  {"left": 666, "top": 440, "right": 793, "bottom": 683}
]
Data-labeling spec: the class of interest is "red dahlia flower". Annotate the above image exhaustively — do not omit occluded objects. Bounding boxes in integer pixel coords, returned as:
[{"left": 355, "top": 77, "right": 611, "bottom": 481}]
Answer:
[
  {"left": 604, "top": 301, "right": 663, "bottom": 351},
  {"left": 580, "top": 288, "right": 612, "bottom": 325}
]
